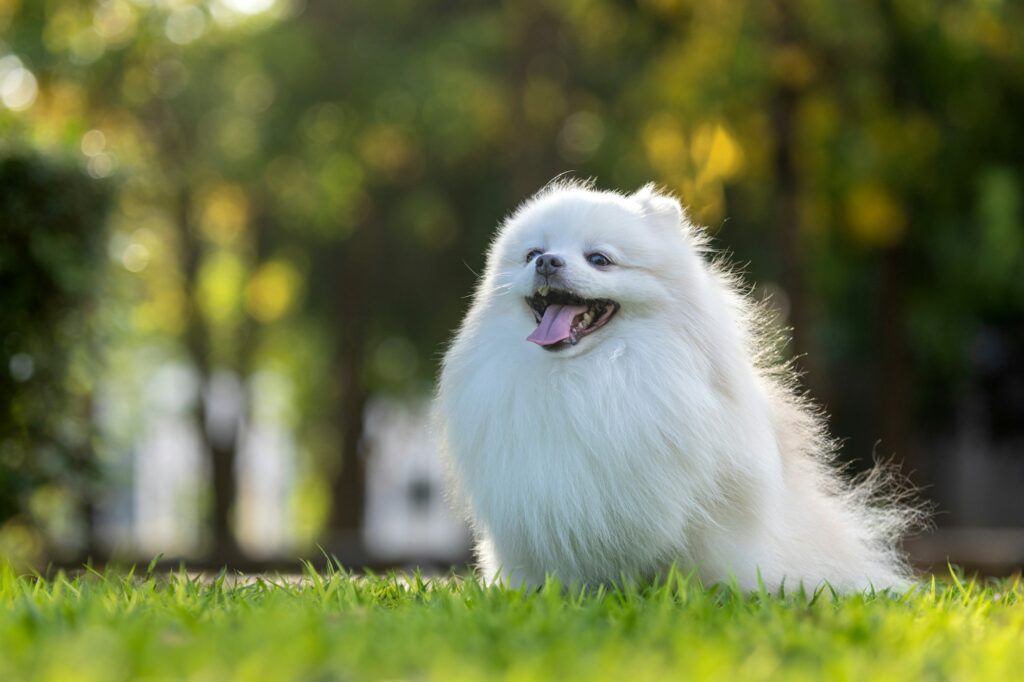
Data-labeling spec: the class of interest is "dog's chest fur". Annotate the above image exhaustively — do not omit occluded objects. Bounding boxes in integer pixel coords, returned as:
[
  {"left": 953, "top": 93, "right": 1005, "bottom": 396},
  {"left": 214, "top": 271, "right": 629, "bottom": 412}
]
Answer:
[{"left": 443, "top": 334, "right": 729, "bottom": 583}]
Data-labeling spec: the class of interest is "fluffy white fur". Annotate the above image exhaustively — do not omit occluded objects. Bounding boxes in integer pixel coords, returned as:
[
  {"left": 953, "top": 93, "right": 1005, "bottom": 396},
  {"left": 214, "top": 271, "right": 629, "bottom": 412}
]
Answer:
[{"left": 436, "top": 181, "right": 918, "bottom": 592}]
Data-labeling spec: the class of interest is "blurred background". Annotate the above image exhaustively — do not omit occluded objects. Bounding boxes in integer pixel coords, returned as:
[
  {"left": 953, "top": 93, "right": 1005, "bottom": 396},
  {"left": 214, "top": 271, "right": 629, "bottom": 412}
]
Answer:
[{"left": 1, "top": 0, "right": 1022, "bottom": 575}]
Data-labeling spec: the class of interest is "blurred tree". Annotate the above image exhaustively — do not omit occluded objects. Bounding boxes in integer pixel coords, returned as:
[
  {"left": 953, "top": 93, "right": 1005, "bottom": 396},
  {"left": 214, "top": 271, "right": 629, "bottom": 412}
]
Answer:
[
  {"left": 2, "top": 0, "right": 286, "bottom": 559},
  {"left": 2, "top": 0, "right": 1022, "bottom": 564},
  {"left": 0, "top": 153, "right": 111, "bottom": 562}
]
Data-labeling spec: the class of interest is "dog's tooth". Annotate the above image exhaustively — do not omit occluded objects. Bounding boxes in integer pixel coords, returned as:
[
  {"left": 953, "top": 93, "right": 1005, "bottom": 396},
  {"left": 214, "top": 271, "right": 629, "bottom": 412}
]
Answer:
[
  {"left": 582, "top": 312, "right": 593, "bottom": 326},
  {"left": 538, "top": 285, "right": 550, "bottom": 296}
]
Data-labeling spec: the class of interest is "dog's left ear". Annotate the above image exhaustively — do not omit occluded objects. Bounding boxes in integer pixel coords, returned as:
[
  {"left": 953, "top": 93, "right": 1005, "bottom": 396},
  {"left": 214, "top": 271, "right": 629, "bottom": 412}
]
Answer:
[{"left": 632, "top": 184, "right": 686, "bottom": 230}]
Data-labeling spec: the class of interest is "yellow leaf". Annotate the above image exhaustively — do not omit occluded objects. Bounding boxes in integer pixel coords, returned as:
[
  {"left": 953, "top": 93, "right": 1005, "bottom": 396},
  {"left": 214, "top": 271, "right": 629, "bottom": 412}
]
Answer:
[
  {"left": 692, "top": 122, "right": 743, "bottom": 183},
  {"left": 198, "top": 251, "right": 246, "bottom": 324},
  {"left": 643, "top": 114, "right": 688, "bottom": 174},
  {"left": 845, "top": 184, "right": 907, "bottom": 248},
  {"left": 198, "top": 183, "right": 249, "bottom": 246},
  {"left": 245, "top": 259, "right": 301, "bottom": 323}
]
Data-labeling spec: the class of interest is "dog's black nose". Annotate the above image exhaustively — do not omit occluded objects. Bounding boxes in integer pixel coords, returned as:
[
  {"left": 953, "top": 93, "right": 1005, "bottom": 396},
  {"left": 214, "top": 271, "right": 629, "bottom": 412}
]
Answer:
[{"left": 535, "top": 254, "right": 565, "bottom": 276}]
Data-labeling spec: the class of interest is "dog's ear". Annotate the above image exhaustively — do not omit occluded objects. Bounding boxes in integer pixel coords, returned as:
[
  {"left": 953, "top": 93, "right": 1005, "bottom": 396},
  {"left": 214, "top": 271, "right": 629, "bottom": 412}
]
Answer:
[{"left": 632, "top": 184, "right": 686, "bottom": 230}]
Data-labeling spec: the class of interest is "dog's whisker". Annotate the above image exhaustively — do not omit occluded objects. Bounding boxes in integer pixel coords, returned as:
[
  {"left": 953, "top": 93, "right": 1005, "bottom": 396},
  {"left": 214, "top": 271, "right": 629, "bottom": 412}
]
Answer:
[{"left": 484, "top": 282, "right": 515, "bottom": 296}]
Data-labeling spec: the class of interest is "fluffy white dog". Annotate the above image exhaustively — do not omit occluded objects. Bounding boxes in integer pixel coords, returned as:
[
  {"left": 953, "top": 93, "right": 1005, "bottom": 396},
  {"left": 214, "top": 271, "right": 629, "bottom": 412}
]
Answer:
[{"left": 436, "top": 180, "right": 918, "bottom": 592}]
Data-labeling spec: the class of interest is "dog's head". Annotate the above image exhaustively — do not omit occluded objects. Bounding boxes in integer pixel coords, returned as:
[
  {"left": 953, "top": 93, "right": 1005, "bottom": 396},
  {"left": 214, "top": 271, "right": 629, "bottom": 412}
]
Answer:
[{"left": 480, "top": 181, "right": 704, "bottom": 358}]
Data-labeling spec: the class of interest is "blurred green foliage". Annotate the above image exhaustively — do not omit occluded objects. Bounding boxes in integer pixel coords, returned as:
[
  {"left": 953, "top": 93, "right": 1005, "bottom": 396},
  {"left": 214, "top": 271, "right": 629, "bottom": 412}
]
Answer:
[
  {"left": 0, "top": 0, "right": 1022, "bottom": 562},
  {"left": 0, "top": 154, "right": 110, "bottom": 554}
]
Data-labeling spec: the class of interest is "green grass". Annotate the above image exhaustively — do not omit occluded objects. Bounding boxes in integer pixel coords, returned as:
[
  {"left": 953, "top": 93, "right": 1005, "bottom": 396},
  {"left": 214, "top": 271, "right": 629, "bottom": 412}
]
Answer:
[{"left": 0, "top": 561, "right": 1021, "bottom": 682}]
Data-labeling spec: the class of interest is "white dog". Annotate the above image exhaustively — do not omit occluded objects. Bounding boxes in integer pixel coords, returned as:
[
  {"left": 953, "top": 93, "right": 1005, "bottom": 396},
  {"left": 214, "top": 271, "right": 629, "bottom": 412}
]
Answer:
[{"left": 436, "top": 180, "right": 918, "bottom": 592}]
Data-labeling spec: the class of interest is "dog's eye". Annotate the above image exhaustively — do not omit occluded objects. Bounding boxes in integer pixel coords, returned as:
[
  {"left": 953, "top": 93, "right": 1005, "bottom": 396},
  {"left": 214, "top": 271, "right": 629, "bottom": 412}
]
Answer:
[
  {"left": 586, "top": 252, "right": 612, "bottom": 267},
  {"left": 526, "top": 249, "right": 543, "bottom": 263}
]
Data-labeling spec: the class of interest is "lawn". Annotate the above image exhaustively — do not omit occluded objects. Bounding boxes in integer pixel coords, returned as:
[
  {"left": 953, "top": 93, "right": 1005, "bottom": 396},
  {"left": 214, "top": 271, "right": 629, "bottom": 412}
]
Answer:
[{"left": 0, "top": 561, "right": 1021, "bottom": 681}]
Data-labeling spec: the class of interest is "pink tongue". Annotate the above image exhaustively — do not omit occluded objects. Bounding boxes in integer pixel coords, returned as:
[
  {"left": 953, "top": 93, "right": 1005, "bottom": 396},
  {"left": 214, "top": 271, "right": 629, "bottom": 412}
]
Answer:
[{"left": 527, "top": 304, "right": 589, "bottom": 346}]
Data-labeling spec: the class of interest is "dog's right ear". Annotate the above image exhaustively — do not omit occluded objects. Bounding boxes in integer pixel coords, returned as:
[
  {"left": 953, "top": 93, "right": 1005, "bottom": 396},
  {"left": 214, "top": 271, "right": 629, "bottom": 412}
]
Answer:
[{"left": 632, "top": 184, "right": 686, "bottom": 230}]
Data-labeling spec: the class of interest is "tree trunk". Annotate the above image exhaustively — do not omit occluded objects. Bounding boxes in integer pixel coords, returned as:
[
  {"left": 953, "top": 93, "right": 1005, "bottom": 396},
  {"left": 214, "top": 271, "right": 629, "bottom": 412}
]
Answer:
[
  {"left": 770, "top": 0, "right": 825, "bottom": 402},
  {"left": 506, "top": 5, "right": 563, "bottom": 200},
  {"left": 177, "top": 186, "right": 242, "bottom": 560},
  {"left": 208, "top": 438, "right": 240, "bottom": 557},
  {"left": 328, "top": 331, "right": 368, "bottom": 536},
  {"left": 878, "top": 245, "right": 913, "bottom": 474},
  {"left": 326, "top": 225, "right": 374, "bottom": 543},
  {"left": 874, "top": 0, "right": 916, "bottom": 477}
]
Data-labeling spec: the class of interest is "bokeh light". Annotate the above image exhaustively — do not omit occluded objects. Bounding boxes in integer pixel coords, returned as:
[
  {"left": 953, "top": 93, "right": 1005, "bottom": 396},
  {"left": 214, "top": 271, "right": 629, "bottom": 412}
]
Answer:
[{"left": 0, "top": 56, "right": 37, "bottom": 111}]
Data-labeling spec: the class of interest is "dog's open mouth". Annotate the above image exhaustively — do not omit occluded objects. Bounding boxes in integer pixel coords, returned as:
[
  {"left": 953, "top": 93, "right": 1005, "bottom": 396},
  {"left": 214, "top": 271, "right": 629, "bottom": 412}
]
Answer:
[{"left": 525, "top": 287, "right": 619, "bottom": 351}]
